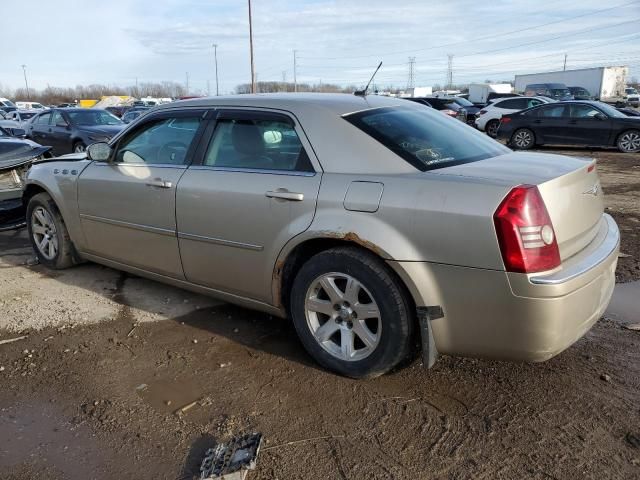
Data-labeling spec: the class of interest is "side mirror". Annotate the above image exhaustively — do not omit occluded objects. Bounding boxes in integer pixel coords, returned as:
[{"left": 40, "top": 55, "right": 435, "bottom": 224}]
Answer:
[
  {"left": 594, "top": 113, "right": 606, "bottom": 121},
  {"left": 86, "top": 142, "right": 112, "bottom": 161},
  {"left": 11, "top": 128, "right": 26, "bottom": 138}
]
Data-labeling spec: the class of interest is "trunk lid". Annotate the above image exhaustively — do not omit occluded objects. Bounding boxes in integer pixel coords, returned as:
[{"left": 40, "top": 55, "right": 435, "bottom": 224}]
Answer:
[{"left": 432, "top": 151, "right": 604, "bottom": 261}]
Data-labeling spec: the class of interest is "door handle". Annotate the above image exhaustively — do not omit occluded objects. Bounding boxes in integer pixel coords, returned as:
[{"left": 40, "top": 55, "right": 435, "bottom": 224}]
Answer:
[
  {"left": 533, "top": 119, "right": 542, "bottom": 124},
  {"left": 145, "top": 179, "right": 173, "bottom": 188},
  {"left": 266, "top": 190, "right": 304, "bottom": 201}
]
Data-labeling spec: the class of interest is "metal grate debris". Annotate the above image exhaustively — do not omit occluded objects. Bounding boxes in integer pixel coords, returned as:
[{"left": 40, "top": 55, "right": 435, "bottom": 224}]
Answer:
[{"left": 200, "top": 432, "right": 263, "bottom": 480}]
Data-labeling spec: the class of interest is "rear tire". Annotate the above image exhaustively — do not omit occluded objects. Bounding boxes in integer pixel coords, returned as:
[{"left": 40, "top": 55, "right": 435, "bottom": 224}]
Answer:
[
  {"left": 617, "top": 129, "right": 640, "bottom": 153},
  {"left": 485, "top": 119, "right": 500, "bottom": 138},
  {"left": 290, "top": 246, "right": 415, "bottom": 379},
  {"left": 511, "top": 128, "right": 535, "bottom": 149},
  {"left": 27, "top": 193, "right": 75, "bottom": 269}
]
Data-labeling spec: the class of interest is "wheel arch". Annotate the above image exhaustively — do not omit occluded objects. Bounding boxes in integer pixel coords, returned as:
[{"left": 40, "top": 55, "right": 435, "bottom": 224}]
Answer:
[{"left": 272, "top": 234, "right": 421, "bottom": 318}]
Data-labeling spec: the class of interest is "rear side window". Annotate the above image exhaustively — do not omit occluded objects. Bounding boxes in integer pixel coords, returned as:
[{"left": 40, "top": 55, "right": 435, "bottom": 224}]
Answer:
[
  {"left": 496, "top": 98, "right": 524, "bottom": 109},
  {"left": 538, "top": 105, "right": 567, "bottom": 118},
  {"left": 344, "top": 107, "right": 510, "bottom": 171}
]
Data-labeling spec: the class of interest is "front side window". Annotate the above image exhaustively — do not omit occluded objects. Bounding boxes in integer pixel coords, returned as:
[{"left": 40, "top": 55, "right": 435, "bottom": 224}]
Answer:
[
  {"left": 203, "top": 116, "right": 313, "bottom": 172},
  {"left": 51, "top": 111, "right": 68, "bottom": 126},
  {"left": 344, "top": 106, "right": 509, "bottom": 171},
  {"left": 115, "top": 116, "right": 202, "bottom": 165},
  {"left": 569, "top": 105, "right": 602, "bottom": 118},
  {"left": 35, "top": 113, "right": 51, "bottom": 125},
  {"left": 538, "top": 105, "right": 567, "bottom": 118},
  {"left": 526, "top": 98, "right": 544, "bottom": 108}
]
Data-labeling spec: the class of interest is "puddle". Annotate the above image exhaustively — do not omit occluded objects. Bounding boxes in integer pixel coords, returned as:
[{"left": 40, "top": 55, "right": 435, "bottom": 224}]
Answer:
[
  {"left": 136, "top": 378, "right": 205, "bottom": 414},
  {"left": 605, "top": 281, "right": 640, "bottom": 325}
]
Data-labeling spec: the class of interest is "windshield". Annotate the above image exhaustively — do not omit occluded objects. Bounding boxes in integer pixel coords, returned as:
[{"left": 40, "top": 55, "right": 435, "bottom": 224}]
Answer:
[
  {"left": 627, "top": 88, "right": 638, "bottom": 95},
  {"left": 1, "top": 100, "right": 16, "bottom": 107},
  {"left": 452, "top": 97, "right": 473, "bottom": 107},
  {"left": 67, "top": 110, "right": 123, "bottom": 126},
  {"left": 596, "top": 102, "right": 626, "bottom": 118},
  {"left": 344, "top": 106, "right": 509, "bottom": 171}
]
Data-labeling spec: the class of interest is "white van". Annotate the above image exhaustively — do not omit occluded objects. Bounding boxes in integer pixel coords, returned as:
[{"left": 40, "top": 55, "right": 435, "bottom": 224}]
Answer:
[
  {"left": 0, "top": 97, "right": 15, "bottom": 107},
  {"left": 15, "top": 101, "right": 45, "bottom": 110}
]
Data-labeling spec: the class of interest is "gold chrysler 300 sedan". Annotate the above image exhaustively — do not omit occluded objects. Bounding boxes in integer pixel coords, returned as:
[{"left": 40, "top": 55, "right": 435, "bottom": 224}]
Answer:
[{"left": 23, "top": 93, "right": 619, "bottom": 378}]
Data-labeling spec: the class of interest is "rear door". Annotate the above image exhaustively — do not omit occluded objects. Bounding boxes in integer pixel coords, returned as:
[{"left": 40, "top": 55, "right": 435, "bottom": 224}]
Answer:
[
  {"left": 29, "top": 111, "right": 52, "bottom": 145},
  {"left": 49, "top": 110, "right": 72, "bottom": 153},
  {"left": 566, "top": 103, "right": 612, "bottom": 145},
  {"left": 532, "top": 104, "right": 569, "bottom": 144},
  {"left": 77, "top": 109, "right": 207, "bottom": 279},
  {"left": 176, "top": 109, "right": 322, "bottom": 303}
]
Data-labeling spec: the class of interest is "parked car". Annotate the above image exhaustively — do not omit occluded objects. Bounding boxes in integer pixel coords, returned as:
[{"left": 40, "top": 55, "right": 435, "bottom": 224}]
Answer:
[
  {"left": 568, "top": 87, "right": 594, "bottom": 100},
  {"left": 0, "top": 110, "right": 39, "bottom": 135},
  {"left": 497, "top": 100, "right": 640, "bottom": 152},
  {"left": 524, "top": 83, "right": 573, "bottom": 101},
  {"left": 0, "top": 126, "right": 51, "bottom": 230},
  {"left": 404, "top": 98, "right": 463, "bottom": 120},
  {"left": 57, "top": 103, "right": 77, "bottom": 108},
  {"left": 23, "top": 93, "right": 619, "bottom": 378},
  {"left": 121, "top": 109, "right": 149, "bottom": 123},
  {"left": 15, "top": 101, "right": 46, "bottom": 110},
  {"left": 625, "top": 87, "right": 640, "bottom": 107},
  {"left": 27, "top": 108, "right": 125, "bottom": 155},
  {"left": 105, "top": 106, "right": 129, "bottom": 118},
  {"left": 424, "top": 96, "right": 480, "bottom": 126},
  {"left": 475, "top": 96, "right": 553, "bottom": 137}
]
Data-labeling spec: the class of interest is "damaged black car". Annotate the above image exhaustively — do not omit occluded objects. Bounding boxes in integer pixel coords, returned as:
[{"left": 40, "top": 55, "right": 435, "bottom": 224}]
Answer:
[{"left": 0, "top": 127, "right": 51, "bottom": 230}]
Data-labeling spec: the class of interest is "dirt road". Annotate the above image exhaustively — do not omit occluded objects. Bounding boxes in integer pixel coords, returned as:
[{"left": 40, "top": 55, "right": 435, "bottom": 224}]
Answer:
[{"left": 1, "top": 148, "right": 639, "bottom": 480}]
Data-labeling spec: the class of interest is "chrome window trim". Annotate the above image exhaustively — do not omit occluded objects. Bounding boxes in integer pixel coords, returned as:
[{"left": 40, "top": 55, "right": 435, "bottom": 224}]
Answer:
[
  {"left": 79, "top": 213, "right": 175, "bottom": 237},
  {"left": 188, "top": 165, "right": 316, "bottom": 177},
  {"left": 178, "top": 232, "right": 263, "bottom": 251},
  {"left": 93, "top": 162, "right": 188, "bottom": 169}
]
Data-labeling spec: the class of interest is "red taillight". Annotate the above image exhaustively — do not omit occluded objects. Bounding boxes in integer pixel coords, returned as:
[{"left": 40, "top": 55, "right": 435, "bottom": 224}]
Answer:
[
  {"left": 493, "top": 185, "right": 560, "bottom": 273},
  {"left": 442, "top": 109, "right": 457, "bottom": 116},
  {"left": 587, "top": 162, "right": 596, "bottom": 173},
  {"left": 500, "top": 117, "right": 511, "bottom": 124}
]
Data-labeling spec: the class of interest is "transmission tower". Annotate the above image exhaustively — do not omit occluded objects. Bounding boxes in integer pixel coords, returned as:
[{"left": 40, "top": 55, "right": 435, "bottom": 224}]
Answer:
[
  {"left": 446, "top": 54, "right": 453, "bottom": 89},
  {"left": 406, "top": 57, "right": 416, "bottom": 90}
]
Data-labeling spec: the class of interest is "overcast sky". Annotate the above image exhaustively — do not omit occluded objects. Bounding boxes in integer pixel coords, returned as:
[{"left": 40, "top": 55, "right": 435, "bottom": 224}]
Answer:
[{"left": 2, "top": 0, "right": 639, "bottom": 94}]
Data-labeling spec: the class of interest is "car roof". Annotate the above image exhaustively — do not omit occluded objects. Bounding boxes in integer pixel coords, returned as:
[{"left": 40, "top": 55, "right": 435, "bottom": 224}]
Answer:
[{"left": 154, "top": 93, "right": 410, "bottom": 117}]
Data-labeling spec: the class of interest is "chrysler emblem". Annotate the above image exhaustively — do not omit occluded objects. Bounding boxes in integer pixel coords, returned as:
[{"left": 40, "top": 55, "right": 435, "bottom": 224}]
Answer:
[{"left": 582, "top": 184, "right": 600, "bottom": 196}]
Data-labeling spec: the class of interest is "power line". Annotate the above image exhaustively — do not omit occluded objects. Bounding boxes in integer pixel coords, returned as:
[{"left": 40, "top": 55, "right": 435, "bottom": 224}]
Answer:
[{"left": 298, "top": 0, "right": 640, "bottom": 60}]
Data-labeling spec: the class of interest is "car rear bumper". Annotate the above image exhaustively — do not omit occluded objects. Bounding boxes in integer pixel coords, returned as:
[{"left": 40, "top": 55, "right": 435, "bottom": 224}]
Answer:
[{"left": 389, "top": 214, "right": 619, "bottom": 362}]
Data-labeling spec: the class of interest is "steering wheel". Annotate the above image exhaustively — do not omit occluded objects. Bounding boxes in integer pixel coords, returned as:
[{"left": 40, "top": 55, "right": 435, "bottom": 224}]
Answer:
[{"left": 157, "top": 141, "right": 188, "bottom": 164}]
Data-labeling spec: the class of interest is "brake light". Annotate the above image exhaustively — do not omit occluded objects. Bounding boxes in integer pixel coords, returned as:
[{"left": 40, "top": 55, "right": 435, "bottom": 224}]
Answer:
[
  {"left": 442, "top": 109, "right": 457, "bottom": 116},
  {"left": 500, "top": 117, "right": 511, "bottom": 124},
  {"left": 587, "top": 162, "right": 596, "bottom": 173},
  {"left": 493, "top": 185, "right": 560, "bottom": 273}
]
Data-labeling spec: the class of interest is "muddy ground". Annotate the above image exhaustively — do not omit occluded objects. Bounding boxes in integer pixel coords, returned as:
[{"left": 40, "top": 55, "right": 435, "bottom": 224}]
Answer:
[{"left": 1, "top": 147, "right": 639, "bottom": 480}]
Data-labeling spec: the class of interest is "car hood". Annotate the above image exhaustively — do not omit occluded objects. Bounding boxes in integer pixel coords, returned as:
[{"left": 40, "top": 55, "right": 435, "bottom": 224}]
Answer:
[
  {"left": 0, "top": 138, "right": 51, "bottom": 170},
  {"left": 34, "top": 151, "right": 88, "bottom": 164},
  {"left": 461, "top": 106, "right": 481, "bottom": 114},
  {"left": 77, "top": 124, "right": 124, "bottom": 136}
]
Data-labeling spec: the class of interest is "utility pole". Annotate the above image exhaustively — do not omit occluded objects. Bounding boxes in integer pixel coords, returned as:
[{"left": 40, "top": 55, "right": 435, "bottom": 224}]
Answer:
[
  {"left": 293, "top": 50, "right": 298, "bottom": 92},
  {"left": 212, "top": 43, "right": 219, "bottom": 95},
  {"left": 207, "top": 79, "right": 211, "bottom": 96},
  {"left": 407, "top": 57, "right": 416, "bottom": 90},
  {"left": 563, "top": 53, "right": 567, "bottom": 71},
  {"left": 446, "top": 54, "right": 454, "bottom": 90},
  {"left": 185, "top": 72, "right": 189, "bottom": 95},
  {"left": 248, "top": 0, "right": 256, "bottom": 93},
  {"left": 21, "top": 64, "right": 30, "bottom": 100}
]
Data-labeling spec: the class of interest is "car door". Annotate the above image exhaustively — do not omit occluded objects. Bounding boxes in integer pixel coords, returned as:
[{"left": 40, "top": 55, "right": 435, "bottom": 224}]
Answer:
[
  {"left": 532, "top": 104, "right": 569, "bottom": 144},
  {"left": 77, "top": 109, "right": 207, "bottom": 279},
  {"left": 565, "top": 104, "right": 612, "bottom": 145},
  {"left": 49, "top": 110, "right": 72, "bottom": 154},
  {"left": 29, "top": 111, "right": 51, "bottom": 144},
  {"left": 176, "top": 109, "right": 322, "bottom": 303}
]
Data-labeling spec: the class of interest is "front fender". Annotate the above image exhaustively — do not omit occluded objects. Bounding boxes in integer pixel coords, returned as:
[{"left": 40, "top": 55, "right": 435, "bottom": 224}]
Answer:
[{"left": 25, "top": 159, "right": 92, "bottom": 249}]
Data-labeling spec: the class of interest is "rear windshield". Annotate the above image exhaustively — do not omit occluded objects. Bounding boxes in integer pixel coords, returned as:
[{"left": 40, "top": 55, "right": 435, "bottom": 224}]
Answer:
[{"left": 344, "top": 106, "right": 509, "bottom": 171}]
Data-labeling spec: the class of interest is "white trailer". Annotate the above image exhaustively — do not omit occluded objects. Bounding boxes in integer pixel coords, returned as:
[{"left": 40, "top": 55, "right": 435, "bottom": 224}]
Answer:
[
  {"left": 467, "top": 83, "right": 513, "bottom": 104},
  {"left": 514, "top": 66, "right": 628, "bottom": 101}
]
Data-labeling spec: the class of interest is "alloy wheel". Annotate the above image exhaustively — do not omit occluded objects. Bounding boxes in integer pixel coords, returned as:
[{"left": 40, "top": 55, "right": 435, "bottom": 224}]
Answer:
[
  {"left": 31, "top": 206, "right": 58, "bottom": 260},
  {"left": 486, "top": 121, "right": 499, "bottom": 137},
  {"left": 619, "top": 132, "right": 640, "bottom": 152},
  {"left": 513, "top": 130, "right": 533, "bottom": 148},
  {"left": 74, "top": 143, "right": 86, "bottom": 153},
  {"left": 304, "top": 272, "right": 381, "bottom": 362}
]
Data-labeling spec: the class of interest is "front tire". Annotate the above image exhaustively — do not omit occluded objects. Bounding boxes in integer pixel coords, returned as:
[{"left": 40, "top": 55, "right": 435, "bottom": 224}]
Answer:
[
  {"left": 290, "top": 247, "right": 415, "bottom": 379},
  {"left": 511, "top": 128, "right": 535, "bottom": 149},
  {"left": 27, "top": 193, "right": 75, "bottom": 269},
  {"left": 73, "top": 141, "right": 86, "bottom": 153},
  {"left": 617, "top": 129, "right": 640, "bottom": 153}
]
